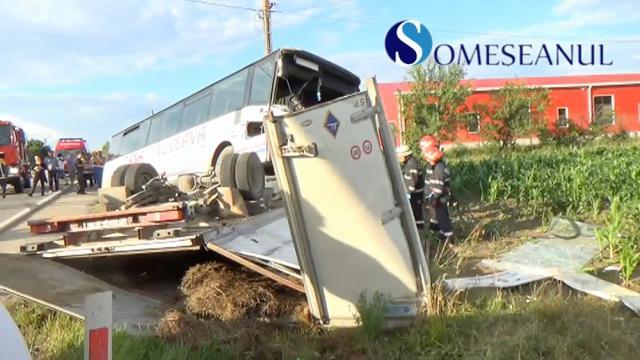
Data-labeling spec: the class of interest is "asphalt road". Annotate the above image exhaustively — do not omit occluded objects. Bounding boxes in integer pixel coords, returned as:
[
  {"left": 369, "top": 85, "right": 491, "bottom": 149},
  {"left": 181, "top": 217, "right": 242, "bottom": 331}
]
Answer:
[{"left": 0, "top": 185, "right": 58, "bottom": 223}]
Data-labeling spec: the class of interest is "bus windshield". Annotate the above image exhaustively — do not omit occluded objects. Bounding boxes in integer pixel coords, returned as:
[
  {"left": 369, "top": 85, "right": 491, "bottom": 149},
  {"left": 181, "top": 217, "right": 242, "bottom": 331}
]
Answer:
[{"left": 0, "top": 125, "right": 11, "bottom": 146}]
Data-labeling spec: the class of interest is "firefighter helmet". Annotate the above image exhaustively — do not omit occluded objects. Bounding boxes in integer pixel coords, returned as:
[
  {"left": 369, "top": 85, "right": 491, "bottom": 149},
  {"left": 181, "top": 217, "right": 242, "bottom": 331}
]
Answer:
[
  {"left": 423, "top": 145, "right": 444, "bottom": 165},
  {"left": 419, "top": 135, "right": 439, "bottom": 152}
]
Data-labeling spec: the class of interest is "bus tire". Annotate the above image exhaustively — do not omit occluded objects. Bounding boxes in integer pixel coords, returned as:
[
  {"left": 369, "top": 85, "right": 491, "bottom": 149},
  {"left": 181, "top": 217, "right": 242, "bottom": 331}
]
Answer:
[
  {"left": 110, "top": 164, "right": 130, "bottom": 187},
  {"left": 218, "top": 152, "right": 239, "bottom": 188},
  {"left": 214, "top": 145, "right": 234, "bottom": 179},
  {"left": 235, "top": 152, "right": 265, "bottom": 201},
  {"left": 124, "top": 163, "right": 158, "bottom": 194}
]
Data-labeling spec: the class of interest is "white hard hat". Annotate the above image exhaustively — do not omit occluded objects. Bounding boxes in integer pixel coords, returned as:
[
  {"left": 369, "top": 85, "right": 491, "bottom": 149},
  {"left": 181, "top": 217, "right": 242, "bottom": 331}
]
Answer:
[{"left": 395, "top": 145, "right": 411, "bottom": 156}]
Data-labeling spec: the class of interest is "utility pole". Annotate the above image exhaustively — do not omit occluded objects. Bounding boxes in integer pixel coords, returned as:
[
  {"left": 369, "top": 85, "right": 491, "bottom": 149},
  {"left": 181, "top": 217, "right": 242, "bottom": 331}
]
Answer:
[{"left": 260, "top": 0, "right": 273, "bottom": 55}]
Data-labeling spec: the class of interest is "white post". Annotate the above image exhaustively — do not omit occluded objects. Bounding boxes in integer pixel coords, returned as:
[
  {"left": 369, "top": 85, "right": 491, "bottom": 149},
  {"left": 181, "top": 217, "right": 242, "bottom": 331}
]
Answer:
[{"left": 84, "top": 291, "right": 112, "bottom": 360}]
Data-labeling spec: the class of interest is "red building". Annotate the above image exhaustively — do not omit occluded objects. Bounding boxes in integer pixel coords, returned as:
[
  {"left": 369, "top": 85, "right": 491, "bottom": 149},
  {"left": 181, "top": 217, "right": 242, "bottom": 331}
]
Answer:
[{"left": 379, "top": 73, "right": 640, "bottom": 146}]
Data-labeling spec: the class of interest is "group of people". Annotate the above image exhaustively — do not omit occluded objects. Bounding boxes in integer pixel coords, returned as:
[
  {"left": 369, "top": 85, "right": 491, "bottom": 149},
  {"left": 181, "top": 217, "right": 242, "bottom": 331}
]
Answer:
[
  {"left": 28, "top": 150, "right": 105, "bottom": 197},
  {"left": 397, "top": 135, "right": 454, "bottom": 242}
]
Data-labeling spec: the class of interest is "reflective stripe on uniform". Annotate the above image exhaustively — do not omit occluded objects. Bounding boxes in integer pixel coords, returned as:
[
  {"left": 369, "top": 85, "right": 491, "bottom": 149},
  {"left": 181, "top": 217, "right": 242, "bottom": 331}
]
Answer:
[
  {"left": 429, "top": 179, "right": 445, "bottom": 185},
  {"left": 410, "top": 169, "right": 418, "bottom": 174},
  {"left": 415, "top": 220, "right": 425, "bottom": 225},
  {"left": 430, "top": 219, "right": 438, "bottom": 224},
  {"left": 440, "top": 231, "right": 454, "bottom": 236},
  {"left": 404, "top": 174, "right": 412, "bottom": 180},
  {"left": 408, "top": 186, "right": 415, "bottom": 191},
  {"left": 432, "top": 188, "right": 442, "bottom": 193},
  {"left": 413, "top": 187, "right": 424, "bottom": 192}
]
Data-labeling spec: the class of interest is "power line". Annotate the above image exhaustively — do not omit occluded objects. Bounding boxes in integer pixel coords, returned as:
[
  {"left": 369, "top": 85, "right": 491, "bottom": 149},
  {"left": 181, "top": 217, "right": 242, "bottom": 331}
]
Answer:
[
  {"left": 184, "top": 0, "right": 258, "bottom": 12},
  {"left": 184, "top": 0, "right": 640, "bottom": 44}
]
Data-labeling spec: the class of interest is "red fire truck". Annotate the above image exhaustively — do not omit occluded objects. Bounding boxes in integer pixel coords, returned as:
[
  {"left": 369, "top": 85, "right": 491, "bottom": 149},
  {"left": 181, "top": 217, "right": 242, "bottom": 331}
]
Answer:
[
  {"left": 0, "top": 120, "right": 31, "bottom": 193},
  {"left": 55, "top": 138, "right": 88, "bottom": 172}
]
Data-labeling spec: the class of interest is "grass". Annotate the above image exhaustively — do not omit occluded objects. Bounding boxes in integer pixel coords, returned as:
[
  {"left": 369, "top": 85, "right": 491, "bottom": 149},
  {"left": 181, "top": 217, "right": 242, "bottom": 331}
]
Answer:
[{"left": 5, "top": 284, "right": 640, "bottom": 359}]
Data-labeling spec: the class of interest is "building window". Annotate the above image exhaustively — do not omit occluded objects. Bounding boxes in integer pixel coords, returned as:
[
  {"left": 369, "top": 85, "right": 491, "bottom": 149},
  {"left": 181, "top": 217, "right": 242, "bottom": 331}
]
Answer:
[
  {"left": 557, "top": 107, "right": 569, "bottom": 128},
  {"left": 467, "top": 112, "right": 480, "bottom": 134},
  {"left": 594, "top": 95, "right": 615, "bottom": 125}
]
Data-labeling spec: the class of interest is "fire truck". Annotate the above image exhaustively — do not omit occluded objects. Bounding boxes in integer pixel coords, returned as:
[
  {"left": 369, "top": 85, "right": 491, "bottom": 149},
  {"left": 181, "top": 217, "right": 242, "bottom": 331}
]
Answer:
[
  {"left": 55, "top": 138, "right": 88, "bottom": 172},
  {"left": 0, "top": 120, "right": 31, "bottom": 193}
]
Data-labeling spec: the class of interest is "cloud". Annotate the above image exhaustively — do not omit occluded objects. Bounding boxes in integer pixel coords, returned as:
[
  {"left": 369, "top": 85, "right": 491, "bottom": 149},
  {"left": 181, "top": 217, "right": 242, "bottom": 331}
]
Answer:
[
  {"left": 0, "top": 0, "right": 274, "bottom": 87},
  {"left": 0, "top": 92, "right": 163, "bottom": 148},
  {"left": 0, "top": 114, "right": 62, "bottom": 144}
]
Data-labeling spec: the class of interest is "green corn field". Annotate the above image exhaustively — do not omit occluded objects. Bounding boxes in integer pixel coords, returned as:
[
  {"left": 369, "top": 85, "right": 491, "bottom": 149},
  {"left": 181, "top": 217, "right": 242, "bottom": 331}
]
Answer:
[{"left": 447, "top": 140, "right": 640, "bottom": 282}]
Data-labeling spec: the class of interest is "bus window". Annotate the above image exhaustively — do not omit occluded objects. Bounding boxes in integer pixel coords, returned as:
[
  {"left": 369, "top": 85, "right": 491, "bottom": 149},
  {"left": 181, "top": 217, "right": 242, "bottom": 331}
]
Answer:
[
  {"left": 119, "top": 120, "right": 150, "bottom": 154},
  {"left": 249, "top": 56, "right": 277, "bottom": 105},
  {"left": 210, "top": 69, "right": 249, "bottom": 119},
  {"left": 180, "top": 92, "right": 212, "bottom": 132},
  {"left": 147, "top": 104, "right": 184, "bottom": 144},
  {"left": 109, "top": 133, "right": 122, "bottom": 159}
]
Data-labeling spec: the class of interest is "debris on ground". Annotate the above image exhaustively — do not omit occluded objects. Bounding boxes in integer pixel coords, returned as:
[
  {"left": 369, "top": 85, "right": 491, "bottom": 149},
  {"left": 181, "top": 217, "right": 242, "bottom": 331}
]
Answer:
[
  {"left": 444, "top": 217, "right": 640, "bottom": 315},
  {"left": 179, "top": 262, "right": 305, "bottom": 321}
]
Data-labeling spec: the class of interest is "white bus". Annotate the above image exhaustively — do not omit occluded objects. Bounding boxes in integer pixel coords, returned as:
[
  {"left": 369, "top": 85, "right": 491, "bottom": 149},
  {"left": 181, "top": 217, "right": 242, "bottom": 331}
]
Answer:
[{"left": 103, "top": 48, "right": 360, "bottom": 200}]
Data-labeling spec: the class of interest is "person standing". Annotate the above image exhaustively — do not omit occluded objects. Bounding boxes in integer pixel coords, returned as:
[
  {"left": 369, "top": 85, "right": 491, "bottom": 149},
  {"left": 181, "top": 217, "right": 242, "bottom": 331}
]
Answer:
[
  {"left": 423, "top": 145, "right": 454, "bottom": 242},
  {"left": 396, "top": 145, "right": 425, "bottom": 229},
  {"left": 83, "top": 153, "right": 94, "bottom": 188},
  {"left": 29, "top": 155, "right": 47, "bottom": 197},
  {"left": 45, "top": 151, "right": 59, "bottom": 192},
  {"left": 67, "top": 151, "right": 77, "bottom": 187},
  {"left": 0, "top": 152, "right": 8, "bottom": 198},
  {"left": 57, "top": 154, "right": 66, "bottom": 186},
  {"left": 92, "top": 151, "right": 104, "bottom": 188},
  {"left": 75, "top": 153, "right": 86, "bottom": 194}
]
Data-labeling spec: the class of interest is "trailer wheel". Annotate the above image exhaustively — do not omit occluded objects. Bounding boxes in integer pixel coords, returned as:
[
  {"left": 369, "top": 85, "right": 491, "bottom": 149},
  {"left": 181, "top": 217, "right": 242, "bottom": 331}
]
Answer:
[
  {"left": 235, "top": 152, "right": 265, "bottom": 200},
  {"left": 124, "top": 163, "right": 158, "bottom": 194},
  {"left": 218, "top": 152, "right": 239, "bottom": 188},
  {"left": 110, "top": 164, "right": 130, "bottom": 187}
]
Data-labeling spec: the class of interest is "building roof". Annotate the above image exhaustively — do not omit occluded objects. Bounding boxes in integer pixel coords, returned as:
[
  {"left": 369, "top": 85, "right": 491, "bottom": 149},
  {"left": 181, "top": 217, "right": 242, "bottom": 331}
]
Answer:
[{"left": 379, "top": 73, "right": 640, "bottom": 93}]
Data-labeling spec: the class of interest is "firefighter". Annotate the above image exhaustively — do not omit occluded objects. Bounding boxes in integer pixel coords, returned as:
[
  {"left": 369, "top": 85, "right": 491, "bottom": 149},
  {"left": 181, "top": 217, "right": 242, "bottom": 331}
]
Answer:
[
  {"left": 0, "top": 152, "right": 7, "bottom": 198},
  {"left": 423, "top": 145, "right": 454, "bottom": 242},
  {"left": 29, "top": 155, "right": 47, "bottom": 197},
  {"left": 396, "top": 145, "right": 425, "bottom": 229},
  {"left": 419, "top": 134, "right": 439, "bottom": 154}
]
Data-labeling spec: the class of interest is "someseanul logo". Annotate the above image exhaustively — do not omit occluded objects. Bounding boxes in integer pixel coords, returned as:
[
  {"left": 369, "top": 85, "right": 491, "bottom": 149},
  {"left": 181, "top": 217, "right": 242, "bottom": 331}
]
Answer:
[
  {"left": 384, "top": 19, "right": 613, "bottom": 67},
  {"left": 385, "top": 20, "right": 433, "bottom": 66}
]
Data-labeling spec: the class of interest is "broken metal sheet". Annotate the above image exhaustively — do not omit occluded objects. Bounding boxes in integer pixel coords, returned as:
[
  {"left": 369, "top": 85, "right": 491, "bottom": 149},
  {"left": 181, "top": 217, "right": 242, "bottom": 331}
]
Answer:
[
  {"left": 39, "top": 235, "right": 201, "bottom": 259},
  {"left": 555, "top": 271, "right": 640, "bottom": 315},
  {"left": 444, "top": 271, "right": 549, "bottom": 290},
  {"left": 205, "top": 208, "right": 299, "bottom": 270},
  {"left": 444, "top": 218, "right": 640, "bottom": 315}
]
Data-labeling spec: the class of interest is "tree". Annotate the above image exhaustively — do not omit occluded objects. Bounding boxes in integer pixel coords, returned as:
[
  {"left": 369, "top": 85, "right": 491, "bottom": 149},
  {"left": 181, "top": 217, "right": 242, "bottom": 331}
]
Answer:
[
  {"left": 26, "top": 139, "right": 52, "bottom": 160},
  {"left": 400, "top": 61, "right": 471, "bottom": 152},
  {"left": 101, "top": 141, "right": 110, "bottom": 155},
  {"left": 477, "top": 82, "right": 550, "bottom": 149}
]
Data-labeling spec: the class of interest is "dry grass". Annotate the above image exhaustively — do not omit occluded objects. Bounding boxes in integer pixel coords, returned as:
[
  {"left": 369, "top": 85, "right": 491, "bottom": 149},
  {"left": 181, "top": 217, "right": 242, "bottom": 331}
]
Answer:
[{"left": 179, "top": 262, "right": 304, "bottom": 321}]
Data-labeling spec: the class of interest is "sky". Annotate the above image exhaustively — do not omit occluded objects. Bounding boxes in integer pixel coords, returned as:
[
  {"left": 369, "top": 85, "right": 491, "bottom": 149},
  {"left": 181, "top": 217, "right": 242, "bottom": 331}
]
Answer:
[{"left": 0, "top": 0, "right": 638, "bottom": 148}]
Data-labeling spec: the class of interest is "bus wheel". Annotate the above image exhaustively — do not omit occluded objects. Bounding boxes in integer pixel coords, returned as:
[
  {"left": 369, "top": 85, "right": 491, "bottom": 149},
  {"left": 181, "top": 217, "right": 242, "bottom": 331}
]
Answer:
[
  {"left": 124, "top": 163, "right": 159, "bottom": 194},
  {"left": 214, "top": 145, "right": 234, "bottom": 179},
  {"left": 218, "top": 152, "right": 239, "bottom": 188},
  {"left": 235, "top": 152, "right": 265, "bottom": 201},
  {"left": 110, "top": 164, "right": 130, "bottom": 187}
]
